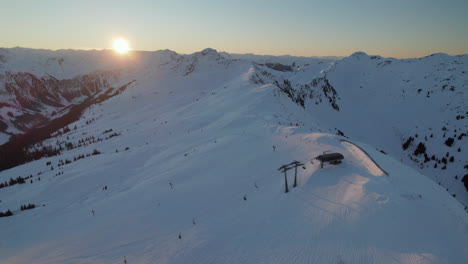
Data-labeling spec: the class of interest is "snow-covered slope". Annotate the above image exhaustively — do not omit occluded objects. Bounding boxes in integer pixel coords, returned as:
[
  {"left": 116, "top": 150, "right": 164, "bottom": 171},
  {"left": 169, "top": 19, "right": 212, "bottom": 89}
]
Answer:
[
  {"left": 253, "top": 51, "right": 468, "bottom": 203},
  {"left": 0, "top": 48, "right": 467, "bottom": 264},
  {"left": 0, "top": 48, "right": 180, "bottom": 143}
]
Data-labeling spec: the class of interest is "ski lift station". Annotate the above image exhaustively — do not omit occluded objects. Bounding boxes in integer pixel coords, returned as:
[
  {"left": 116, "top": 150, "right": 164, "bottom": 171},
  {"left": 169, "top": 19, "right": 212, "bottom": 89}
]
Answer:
[{"left": 316, "top": 153, "right": 344, "bottom": 168}]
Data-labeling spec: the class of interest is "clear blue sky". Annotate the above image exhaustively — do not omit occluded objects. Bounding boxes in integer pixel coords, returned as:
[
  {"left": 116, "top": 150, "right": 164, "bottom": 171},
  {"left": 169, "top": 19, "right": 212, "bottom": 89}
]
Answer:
[{"left": 1, "top": 0, "right": 467, "bottom": 58}]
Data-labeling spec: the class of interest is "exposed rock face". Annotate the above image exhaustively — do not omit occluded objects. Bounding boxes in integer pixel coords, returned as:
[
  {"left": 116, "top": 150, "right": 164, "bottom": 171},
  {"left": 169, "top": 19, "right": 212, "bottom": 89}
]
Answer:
[
  {"left": 264, "top": 63, "right": 293, "bottom": 72},
  {"left": 274, "top": 76, "right": 340, "bottom": 110},
  {"left": 252, "top": 64, "right": 340, "bottom": 111},
  {"left": 0, "top": 71, "right": 121, "bottom": 134}
]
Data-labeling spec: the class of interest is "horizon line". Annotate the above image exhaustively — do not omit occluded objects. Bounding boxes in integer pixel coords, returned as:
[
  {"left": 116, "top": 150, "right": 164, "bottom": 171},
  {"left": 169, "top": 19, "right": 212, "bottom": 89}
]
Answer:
[{"left": 1, "top": 46, "right": 467, "bottom": 60}]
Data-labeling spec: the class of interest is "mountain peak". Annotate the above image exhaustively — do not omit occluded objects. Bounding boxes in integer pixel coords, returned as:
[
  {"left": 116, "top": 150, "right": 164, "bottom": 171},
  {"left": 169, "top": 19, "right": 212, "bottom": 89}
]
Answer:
[
  {"left": 350, "top": 51, "right": 369, "bottom": 57},
  {"left": 0, "top": 47, "right": 467, "bottom": 264},
  {"left": 200, "top": 48, "right": 218, "bottom": 55}
]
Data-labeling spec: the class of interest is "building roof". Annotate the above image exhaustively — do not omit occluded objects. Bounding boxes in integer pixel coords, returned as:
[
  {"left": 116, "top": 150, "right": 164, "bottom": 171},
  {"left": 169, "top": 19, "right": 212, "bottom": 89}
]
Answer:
[{"left": 316, "top": 153, "right": 344, "bottom": 162}]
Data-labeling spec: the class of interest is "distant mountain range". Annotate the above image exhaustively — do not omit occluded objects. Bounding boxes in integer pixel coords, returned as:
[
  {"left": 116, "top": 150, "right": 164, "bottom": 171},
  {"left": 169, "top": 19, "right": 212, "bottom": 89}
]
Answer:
[{"left": 0, "top": 47, "right": 466, "bottom": 264}]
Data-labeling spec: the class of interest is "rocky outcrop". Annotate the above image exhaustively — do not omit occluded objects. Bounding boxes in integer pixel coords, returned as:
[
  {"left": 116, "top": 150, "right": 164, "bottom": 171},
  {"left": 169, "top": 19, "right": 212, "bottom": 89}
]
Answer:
[
  {"left": 0, "top": 70, "right": 121, "bottom": 133},
  {"left": 271, "top": 75, "right": 340, "bottom": 110}
]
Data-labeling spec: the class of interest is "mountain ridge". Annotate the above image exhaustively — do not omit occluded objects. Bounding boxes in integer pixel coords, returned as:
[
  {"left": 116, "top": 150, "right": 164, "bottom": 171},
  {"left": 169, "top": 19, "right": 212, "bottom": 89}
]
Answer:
[{"left": 0, "top": 47, "right": 466, "bottom": 264}]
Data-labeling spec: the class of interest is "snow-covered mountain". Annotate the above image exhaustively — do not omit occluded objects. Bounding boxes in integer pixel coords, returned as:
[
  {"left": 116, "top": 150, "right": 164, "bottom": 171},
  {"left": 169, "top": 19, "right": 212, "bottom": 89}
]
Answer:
[
  {"left": 0, "top": 48, "right": 466, "bottom": 264},
  {"left": 219, "top": 51, "right": 341, "bottom": 65},
  {"left": 251, "top": 51, "right": 467, "bottom": 202},
  {"left": 0, "top": 47, "right": 180, "bottom": 144}
]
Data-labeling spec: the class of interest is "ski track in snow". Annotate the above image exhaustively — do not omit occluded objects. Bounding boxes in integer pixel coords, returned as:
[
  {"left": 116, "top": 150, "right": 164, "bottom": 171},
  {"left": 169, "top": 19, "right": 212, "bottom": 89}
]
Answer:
[
  {"left": 341, "top": 140, "right": 385, "bottom": 176},
  {"left": 0, "top": 49, "right": 467, "bottom": 264}
]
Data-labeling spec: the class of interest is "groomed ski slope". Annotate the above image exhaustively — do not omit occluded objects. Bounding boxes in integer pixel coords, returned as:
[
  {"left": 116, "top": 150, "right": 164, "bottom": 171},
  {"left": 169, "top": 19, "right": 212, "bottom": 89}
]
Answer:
[{"left": 0, "top": 54, "right": 467, "bottom": 264}]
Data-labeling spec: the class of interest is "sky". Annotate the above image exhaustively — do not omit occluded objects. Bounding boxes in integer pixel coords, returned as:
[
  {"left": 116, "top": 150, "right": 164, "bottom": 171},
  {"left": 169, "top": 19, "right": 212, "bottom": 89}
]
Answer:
[{"left": 1, "top": 0, "right": 467, "bottom": 58}]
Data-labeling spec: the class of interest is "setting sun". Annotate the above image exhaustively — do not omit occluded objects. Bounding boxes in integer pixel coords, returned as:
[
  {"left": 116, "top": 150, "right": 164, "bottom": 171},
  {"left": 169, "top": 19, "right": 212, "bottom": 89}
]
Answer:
[{"left": 112, "top": 38, "right": 130, "bottom": 54}]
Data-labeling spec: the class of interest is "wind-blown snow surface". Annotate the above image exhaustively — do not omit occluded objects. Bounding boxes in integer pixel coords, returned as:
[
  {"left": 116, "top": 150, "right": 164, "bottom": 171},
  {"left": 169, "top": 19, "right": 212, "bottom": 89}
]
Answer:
[{"left": 0, "top": 48, "right": 467, "bottom": 263}]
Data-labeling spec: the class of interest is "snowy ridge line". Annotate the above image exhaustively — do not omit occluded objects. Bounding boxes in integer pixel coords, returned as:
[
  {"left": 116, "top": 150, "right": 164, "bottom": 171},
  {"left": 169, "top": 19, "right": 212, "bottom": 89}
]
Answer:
[
  {"left": 339, "top": 139, "right": 389, "bottom": 176},
  {"left": 1, "top": 48, "right": 467, "bottom": 263}
]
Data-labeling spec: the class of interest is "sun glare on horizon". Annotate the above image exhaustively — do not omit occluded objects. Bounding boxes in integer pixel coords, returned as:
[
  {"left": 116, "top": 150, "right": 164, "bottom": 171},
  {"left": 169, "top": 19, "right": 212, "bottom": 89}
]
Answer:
[{"left": 112, "top": 38, "right": 130, "bottom": 54}]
